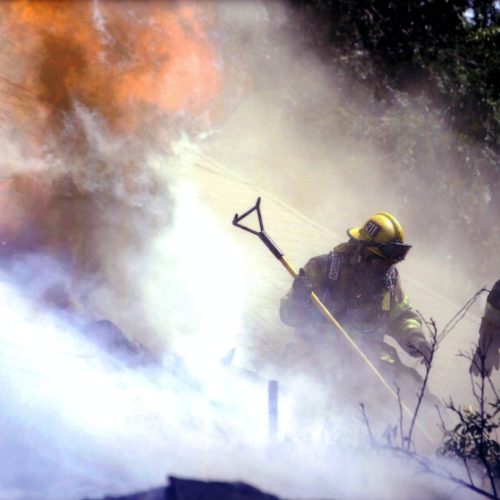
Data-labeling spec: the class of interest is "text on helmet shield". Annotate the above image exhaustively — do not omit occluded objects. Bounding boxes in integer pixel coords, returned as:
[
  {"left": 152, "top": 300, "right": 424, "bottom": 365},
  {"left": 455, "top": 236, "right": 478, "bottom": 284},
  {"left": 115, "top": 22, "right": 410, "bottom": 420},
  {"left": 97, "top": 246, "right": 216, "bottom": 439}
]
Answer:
[{"left": 363, "top": 220, "right": 382, "bottom": 238}]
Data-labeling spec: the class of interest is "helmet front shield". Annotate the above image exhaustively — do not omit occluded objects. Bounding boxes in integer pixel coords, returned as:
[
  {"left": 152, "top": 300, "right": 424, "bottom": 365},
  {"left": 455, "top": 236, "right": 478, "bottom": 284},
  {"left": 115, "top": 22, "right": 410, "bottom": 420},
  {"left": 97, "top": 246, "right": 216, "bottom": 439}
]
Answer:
[{"left": 371, "top": 241, "right": 412, "bottom": 262}]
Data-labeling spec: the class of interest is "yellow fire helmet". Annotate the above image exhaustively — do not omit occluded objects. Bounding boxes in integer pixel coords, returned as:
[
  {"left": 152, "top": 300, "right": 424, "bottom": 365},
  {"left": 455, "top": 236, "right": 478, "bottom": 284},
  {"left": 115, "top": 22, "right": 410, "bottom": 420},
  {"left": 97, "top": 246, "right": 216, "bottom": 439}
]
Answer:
[{"left": 347, "top": 212, "right": 412, "bottom": 262}]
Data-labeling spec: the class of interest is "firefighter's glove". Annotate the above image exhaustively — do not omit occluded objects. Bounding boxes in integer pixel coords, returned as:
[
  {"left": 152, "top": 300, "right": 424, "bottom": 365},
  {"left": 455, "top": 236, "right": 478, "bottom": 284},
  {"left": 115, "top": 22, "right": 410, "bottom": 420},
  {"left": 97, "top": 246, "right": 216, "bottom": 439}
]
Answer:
[
  {"left": 487, "top": 280, "right": 500, "bottom": 309},
  {"left": 470, "top": 321, "right": 500, "bottom": 377},
  {"left": 408, "top": 338, "right": 432, "bottom": 369},
  {"left": 470, "top": 345, "right": 499, "bottom": 377},
  {"left": 292, "top": 268, "right": 314, "bottom": 303}
]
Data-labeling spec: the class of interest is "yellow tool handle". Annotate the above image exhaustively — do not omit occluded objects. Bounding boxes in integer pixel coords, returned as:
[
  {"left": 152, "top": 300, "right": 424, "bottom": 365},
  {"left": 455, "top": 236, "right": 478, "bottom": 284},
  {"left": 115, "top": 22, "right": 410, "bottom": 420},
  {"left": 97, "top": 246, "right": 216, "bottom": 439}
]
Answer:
[
  {"left": 232, "top": 197, "right": 435, "bottom": 446},
  {"left": 279, "top": 255, "right": 436, "bottom": 445}
]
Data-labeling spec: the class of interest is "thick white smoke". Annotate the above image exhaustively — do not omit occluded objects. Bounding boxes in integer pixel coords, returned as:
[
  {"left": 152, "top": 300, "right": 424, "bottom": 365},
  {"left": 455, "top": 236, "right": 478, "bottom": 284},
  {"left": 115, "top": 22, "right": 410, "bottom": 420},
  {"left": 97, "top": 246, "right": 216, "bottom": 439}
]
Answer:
[
  {"left": 0, "top": 273, "right": 473, "bottom": 500},
  {"left": 0, "top": 271, "right": 261, "bottom": 499}
]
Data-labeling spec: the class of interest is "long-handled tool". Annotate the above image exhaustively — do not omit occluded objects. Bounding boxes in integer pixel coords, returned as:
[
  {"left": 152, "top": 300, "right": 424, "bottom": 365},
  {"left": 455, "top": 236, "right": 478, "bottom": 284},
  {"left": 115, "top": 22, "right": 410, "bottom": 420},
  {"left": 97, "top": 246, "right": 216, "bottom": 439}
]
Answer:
[{"left": 233, "top": 197, "right": 435, "bottom": 445}]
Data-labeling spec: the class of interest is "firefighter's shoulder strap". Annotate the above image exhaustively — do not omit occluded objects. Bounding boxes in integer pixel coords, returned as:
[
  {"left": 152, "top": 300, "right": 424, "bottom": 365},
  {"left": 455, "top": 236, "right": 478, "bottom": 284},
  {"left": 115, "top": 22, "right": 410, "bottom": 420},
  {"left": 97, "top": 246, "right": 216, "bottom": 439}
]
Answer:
[
  {"left": 326, "top": 242, "right": 351, "bottom": 284},
  {"left": 383, "top": 266, "right": 398, "bottom": 311},
  {"left": 386, "top": 266, "right": 398, "bottom": 293},
  {"left": 328, "top": 251, "right": 341, "bottom": 281}
]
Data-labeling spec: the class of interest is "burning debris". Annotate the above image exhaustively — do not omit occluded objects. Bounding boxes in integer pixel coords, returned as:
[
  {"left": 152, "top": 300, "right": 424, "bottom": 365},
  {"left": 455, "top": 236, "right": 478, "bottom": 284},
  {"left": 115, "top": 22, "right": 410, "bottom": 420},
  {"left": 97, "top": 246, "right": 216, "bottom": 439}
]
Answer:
[{"left": 89, "top": 476, "right": 282, "bottom": 500}]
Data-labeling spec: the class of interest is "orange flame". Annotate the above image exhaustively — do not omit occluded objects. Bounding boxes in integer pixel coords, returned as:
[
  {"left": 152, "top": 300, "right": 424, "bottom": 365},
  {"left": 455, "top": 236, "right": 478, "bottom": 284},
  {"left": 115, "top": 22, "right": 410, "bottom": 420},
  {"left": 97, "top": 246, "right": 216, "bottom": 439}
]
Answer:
[
  {"left": 0, "top": 1, "right": 225, "bottom": 308},
  {"left": 2, "top": 0, "right": 221, "bottom": 134}
]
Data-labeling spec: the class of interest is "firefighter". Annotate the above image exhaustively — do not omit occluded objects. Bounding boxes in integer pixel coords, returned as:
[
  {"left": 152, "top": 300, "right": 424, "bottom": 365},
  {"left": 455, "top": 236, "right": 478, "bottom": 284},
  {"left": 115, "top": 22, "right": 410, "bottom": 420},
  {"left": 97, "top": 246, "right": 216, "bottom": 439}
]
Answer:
[
  {"left": 279, "top": 212, "right": 432, "bottom": 372},
  {"left": 470, "top": 280, "right": 500, "bottom": 377}
]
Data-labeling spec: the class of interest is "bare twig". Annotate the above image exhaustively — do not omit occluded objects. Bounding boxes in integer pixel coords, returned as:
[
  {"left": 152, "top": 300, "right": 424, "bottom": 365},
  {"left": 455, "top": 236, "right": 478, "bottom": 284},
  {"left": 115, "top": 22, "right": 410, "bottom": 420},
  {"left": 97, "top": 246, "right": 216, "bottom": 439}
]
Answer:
[
  {"left": 360, "top": 289, "right": 499, "bottom": 499},
  {"left": 359, "top": 402, "right": 375, "bottom": 445},
  {"left": 395, "top": 384, "right": 405, "bottom": 449},
  {"left": 440, "top": 287, "right": 488, "bottom": 339},
  {"left": 462, "top": 455, "right": 475, "bottom": 486},
  {"left": 488, "top": 377, "right": 499, "bottom": 401},
  {"left": 379, "top": 445, "right": 497, "bottom": 499},
  {"left": 406, "top": 316, "right": 439, "bottom": 449}
]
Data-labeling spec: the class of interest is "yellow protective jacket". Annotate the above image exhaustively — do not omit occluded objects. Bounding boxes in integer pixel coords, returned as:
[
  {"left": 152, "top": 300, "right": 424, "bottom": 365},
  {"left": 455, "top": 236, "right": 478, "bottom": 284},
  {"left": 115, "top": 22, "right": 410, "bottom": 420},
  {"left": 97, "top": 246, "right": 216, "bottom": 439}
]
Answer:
[{"left": 280, "top": 241, "right": 426, "bottom": 358}]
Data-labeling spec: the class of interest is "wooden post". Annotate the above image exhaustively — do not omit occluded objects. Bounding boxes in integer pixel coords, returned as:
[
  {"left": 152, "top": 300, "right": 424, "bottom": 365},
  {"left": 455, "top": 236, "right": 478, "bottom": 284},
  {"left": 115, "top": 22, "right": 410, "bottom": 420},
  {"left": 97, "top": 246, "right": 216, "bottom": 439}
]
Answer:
[{"left": 268, "top": 380, "right": 278, "bottom": 442}]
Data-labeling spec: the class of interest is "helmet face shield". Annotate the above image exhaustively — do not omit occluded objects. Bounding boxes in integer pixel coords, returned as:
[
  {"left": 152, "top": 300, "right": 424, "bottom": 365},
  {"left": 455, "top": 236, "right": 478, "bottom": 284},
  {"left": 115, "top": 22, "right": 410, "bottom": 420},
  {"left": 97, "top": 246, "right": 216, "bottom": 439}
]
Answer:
[
  {"left": 348, "top": 212, "right": 411, "bottom": 262},
  {"left": 370, "top": 241, "right": 412, "bottom": 262}
]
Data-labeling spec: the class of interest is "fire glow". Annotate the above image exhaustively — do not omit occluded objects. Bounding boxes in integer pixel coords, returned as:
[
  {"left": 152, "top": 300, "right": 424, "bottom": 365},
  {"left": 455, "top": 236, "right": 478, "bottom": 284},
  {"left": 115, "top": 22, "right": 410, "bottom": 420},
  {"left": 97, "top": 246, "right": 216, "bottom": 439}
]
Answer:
[
  {"left": 0, "top": 0, "right": 224, "bottom": 292},
  {"left": 1, "top": 0, "right": 221, "bottom": 135}
]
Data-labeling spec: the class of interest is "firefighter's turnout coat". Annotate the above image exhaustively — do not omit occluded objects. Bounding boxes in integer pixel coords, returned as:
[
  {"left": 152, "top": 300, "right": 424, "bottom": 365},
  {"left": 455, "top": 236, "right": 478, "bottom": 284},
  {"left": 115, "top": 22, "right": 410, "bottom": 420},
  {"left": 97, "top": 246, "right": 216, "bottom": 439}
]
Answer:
[{"left": 280, "top": 241, "right": 427, "bottom": 364}]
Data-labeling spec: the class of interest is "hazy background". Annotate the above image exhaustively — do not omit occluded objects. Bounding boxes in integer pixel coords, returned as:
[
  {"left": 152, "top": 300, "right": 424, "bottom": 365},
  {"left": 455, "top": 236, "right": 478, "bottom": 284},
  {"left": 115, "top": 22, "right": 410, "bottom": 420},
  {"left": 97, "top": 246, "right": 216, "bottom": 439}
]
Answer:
[{"left": 208, "top": 1, "right": 498, "bottom": 307}]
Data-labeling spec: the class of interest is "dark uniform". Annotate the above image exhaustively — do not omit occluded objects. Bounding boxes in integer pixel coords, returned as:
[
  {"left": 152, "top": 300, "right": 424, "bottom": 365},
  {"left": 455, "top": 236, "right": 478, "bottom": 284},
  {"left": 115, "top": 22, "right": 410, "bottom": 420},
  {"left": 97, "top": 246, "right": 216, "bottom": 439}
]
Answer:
[
  {"left": 471, "top": 279, "right": 500, "bottom": 376},
  {"left": 280, "top": 240, "right": 429, "bottom": 366},
  {"left": 278, "top": 212, "right": 436, "bottom": 441}
]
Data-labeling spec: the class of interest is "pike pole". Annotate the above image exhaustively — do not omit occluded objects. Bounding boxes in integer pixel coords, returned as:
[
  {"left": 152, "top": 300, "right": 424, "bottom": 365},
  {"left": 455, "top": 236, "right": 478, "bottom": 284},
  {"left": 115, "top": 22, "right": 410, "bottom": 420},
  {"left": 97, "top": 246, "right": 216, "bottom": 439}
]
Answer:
[{"left": 233, "top": 197, "right": 435, "bottom": 446}]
